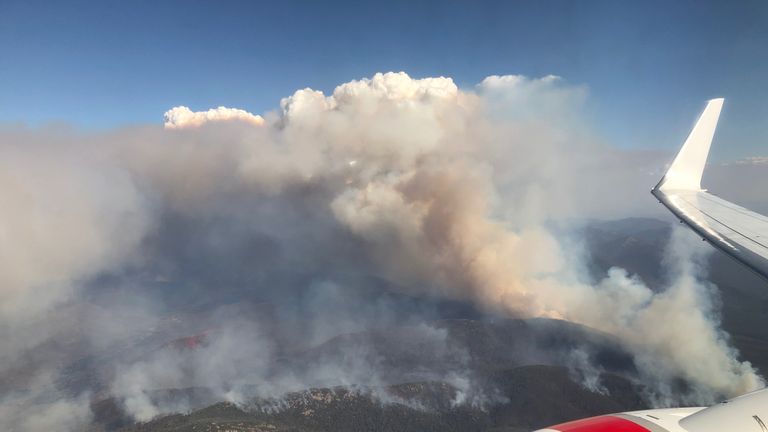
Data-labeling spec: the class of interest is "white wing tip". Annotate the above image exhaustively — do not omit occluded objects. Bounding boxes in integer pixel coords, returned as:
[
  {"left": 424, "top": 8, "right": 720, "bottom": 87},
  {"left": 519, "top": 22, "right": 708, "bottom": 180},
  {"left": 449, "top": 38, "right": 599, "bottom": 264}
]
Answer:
[{"left": 655, "top": 98, "right": 724, "bottom": 191}]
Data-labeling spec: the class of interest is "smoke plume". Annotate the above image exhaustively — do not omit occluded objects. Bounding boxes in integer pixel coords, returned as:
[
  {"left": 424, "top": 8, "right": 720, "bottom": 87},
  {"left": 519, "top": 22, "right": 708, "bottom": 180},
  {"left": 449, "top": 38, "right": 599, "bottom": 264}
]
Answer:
[
  {"left": 163, "top": 106, "right": 265, "bottom": 129},
  {"left": 0, "top": 71, "right": 763, "bottom": 430}
]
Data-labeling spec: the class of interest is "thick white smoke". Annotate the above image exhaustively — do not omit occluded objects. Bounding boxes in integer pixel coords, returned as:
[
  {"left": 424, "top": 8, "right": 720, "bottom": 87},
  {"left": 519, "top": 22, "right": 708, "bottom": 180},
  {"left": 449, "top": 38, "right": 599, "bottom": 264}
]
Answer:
[
  {"left": 0, "top": 371, "right": 93, "bottom": 431},
  {"left": 0, "top": 132, "right": 150, "bottom": 370},
  {"left": 0, "top": 71, "right": 763, "bottom": 429},
  {"left": 163, "top": 106, "right": 265, "bottom": 129}
]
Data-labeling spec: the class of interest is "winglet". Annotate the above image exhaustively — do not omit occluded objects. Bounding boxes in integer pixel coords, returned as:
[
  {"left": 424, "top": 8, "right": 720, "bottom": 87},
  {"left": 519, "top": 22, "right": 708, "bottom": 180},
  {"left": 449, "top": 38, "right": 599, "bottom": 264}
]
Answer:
[{"left": 655, "top": 98, "right": 724, "bottom": 191}]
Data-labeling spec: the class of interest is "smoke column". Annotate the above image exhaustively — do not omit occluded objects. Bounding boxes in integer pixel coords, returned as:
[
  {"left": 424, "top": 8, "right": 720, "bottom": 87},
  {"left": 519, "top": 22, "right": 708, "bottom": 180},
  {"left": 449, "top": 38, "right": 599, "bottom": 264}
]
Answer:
[{"left": 0, "top": 72, "right": 762, "bottom": 429}]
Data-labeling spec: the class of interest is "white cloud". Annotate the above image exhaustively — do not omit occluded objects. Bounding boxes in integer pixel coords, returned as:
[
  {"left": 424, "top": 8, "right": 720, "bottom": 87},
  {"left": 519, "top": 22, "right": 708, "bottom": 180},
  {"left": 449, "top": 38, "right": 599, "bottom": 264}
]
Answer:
[
  {"left": 728, "top": 156, "right": 768, "bottom": 165},
  {"left": 333, "top": 71, "right": 458, "bottom": 102},
  {"left": 163, "top": 106, "right": 264, "bottom": 129},
  {"left": 479, "top": 73, "right": 561, "bottom": 90}
]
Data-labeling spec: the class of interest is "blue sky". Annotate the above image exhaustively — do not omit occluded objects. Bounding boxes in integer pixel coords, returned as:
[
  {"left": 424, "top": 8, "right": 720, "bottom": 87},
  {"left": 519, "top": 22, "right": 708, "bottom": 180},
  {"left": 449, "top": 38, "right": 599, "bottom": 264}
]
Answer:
[{"left": 2, "top": 0, "right": 768, "bottom": 159}]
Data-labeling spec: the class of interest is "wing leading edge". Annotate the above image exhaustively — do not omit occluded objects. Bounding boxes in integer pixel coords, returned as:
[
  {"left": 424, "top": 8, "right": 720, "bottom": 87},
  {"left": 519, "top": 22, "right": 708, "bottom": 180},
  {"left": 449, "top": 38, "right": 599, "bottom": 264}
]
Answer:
[{"left": 651, "top": 98, "right": 768, "bottom": 280}]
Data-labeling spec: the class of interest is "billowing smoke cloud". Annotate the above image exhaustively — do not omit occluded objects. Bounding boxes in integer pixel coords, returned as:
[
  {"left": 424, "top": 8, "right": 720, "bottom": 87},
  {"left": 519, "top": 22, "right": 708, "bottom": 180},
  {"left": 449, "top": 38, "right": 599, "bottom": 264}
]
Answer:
[
  {"left": 0, "top": 132, "right": 150, "bottom": 376},
  {"left": 0, "top": 371, "right": 93, "bottom": 431},
  {"left": 163, "top": 106, "right": 265, "bottom": 129},
  {"left": 0, "top": 71, "right": 763, "bottom": 430}
]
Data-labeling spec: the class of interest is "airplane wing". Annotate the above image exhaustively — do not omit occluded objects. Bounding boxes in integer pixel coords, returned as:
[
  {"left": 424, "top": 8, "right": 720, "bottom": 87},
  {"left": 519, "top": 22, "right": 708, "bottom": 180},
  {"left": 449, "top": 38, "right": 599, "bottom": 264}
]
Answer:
[{"left": 651, "top": 98, "right": 768, "bottom": 281}]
